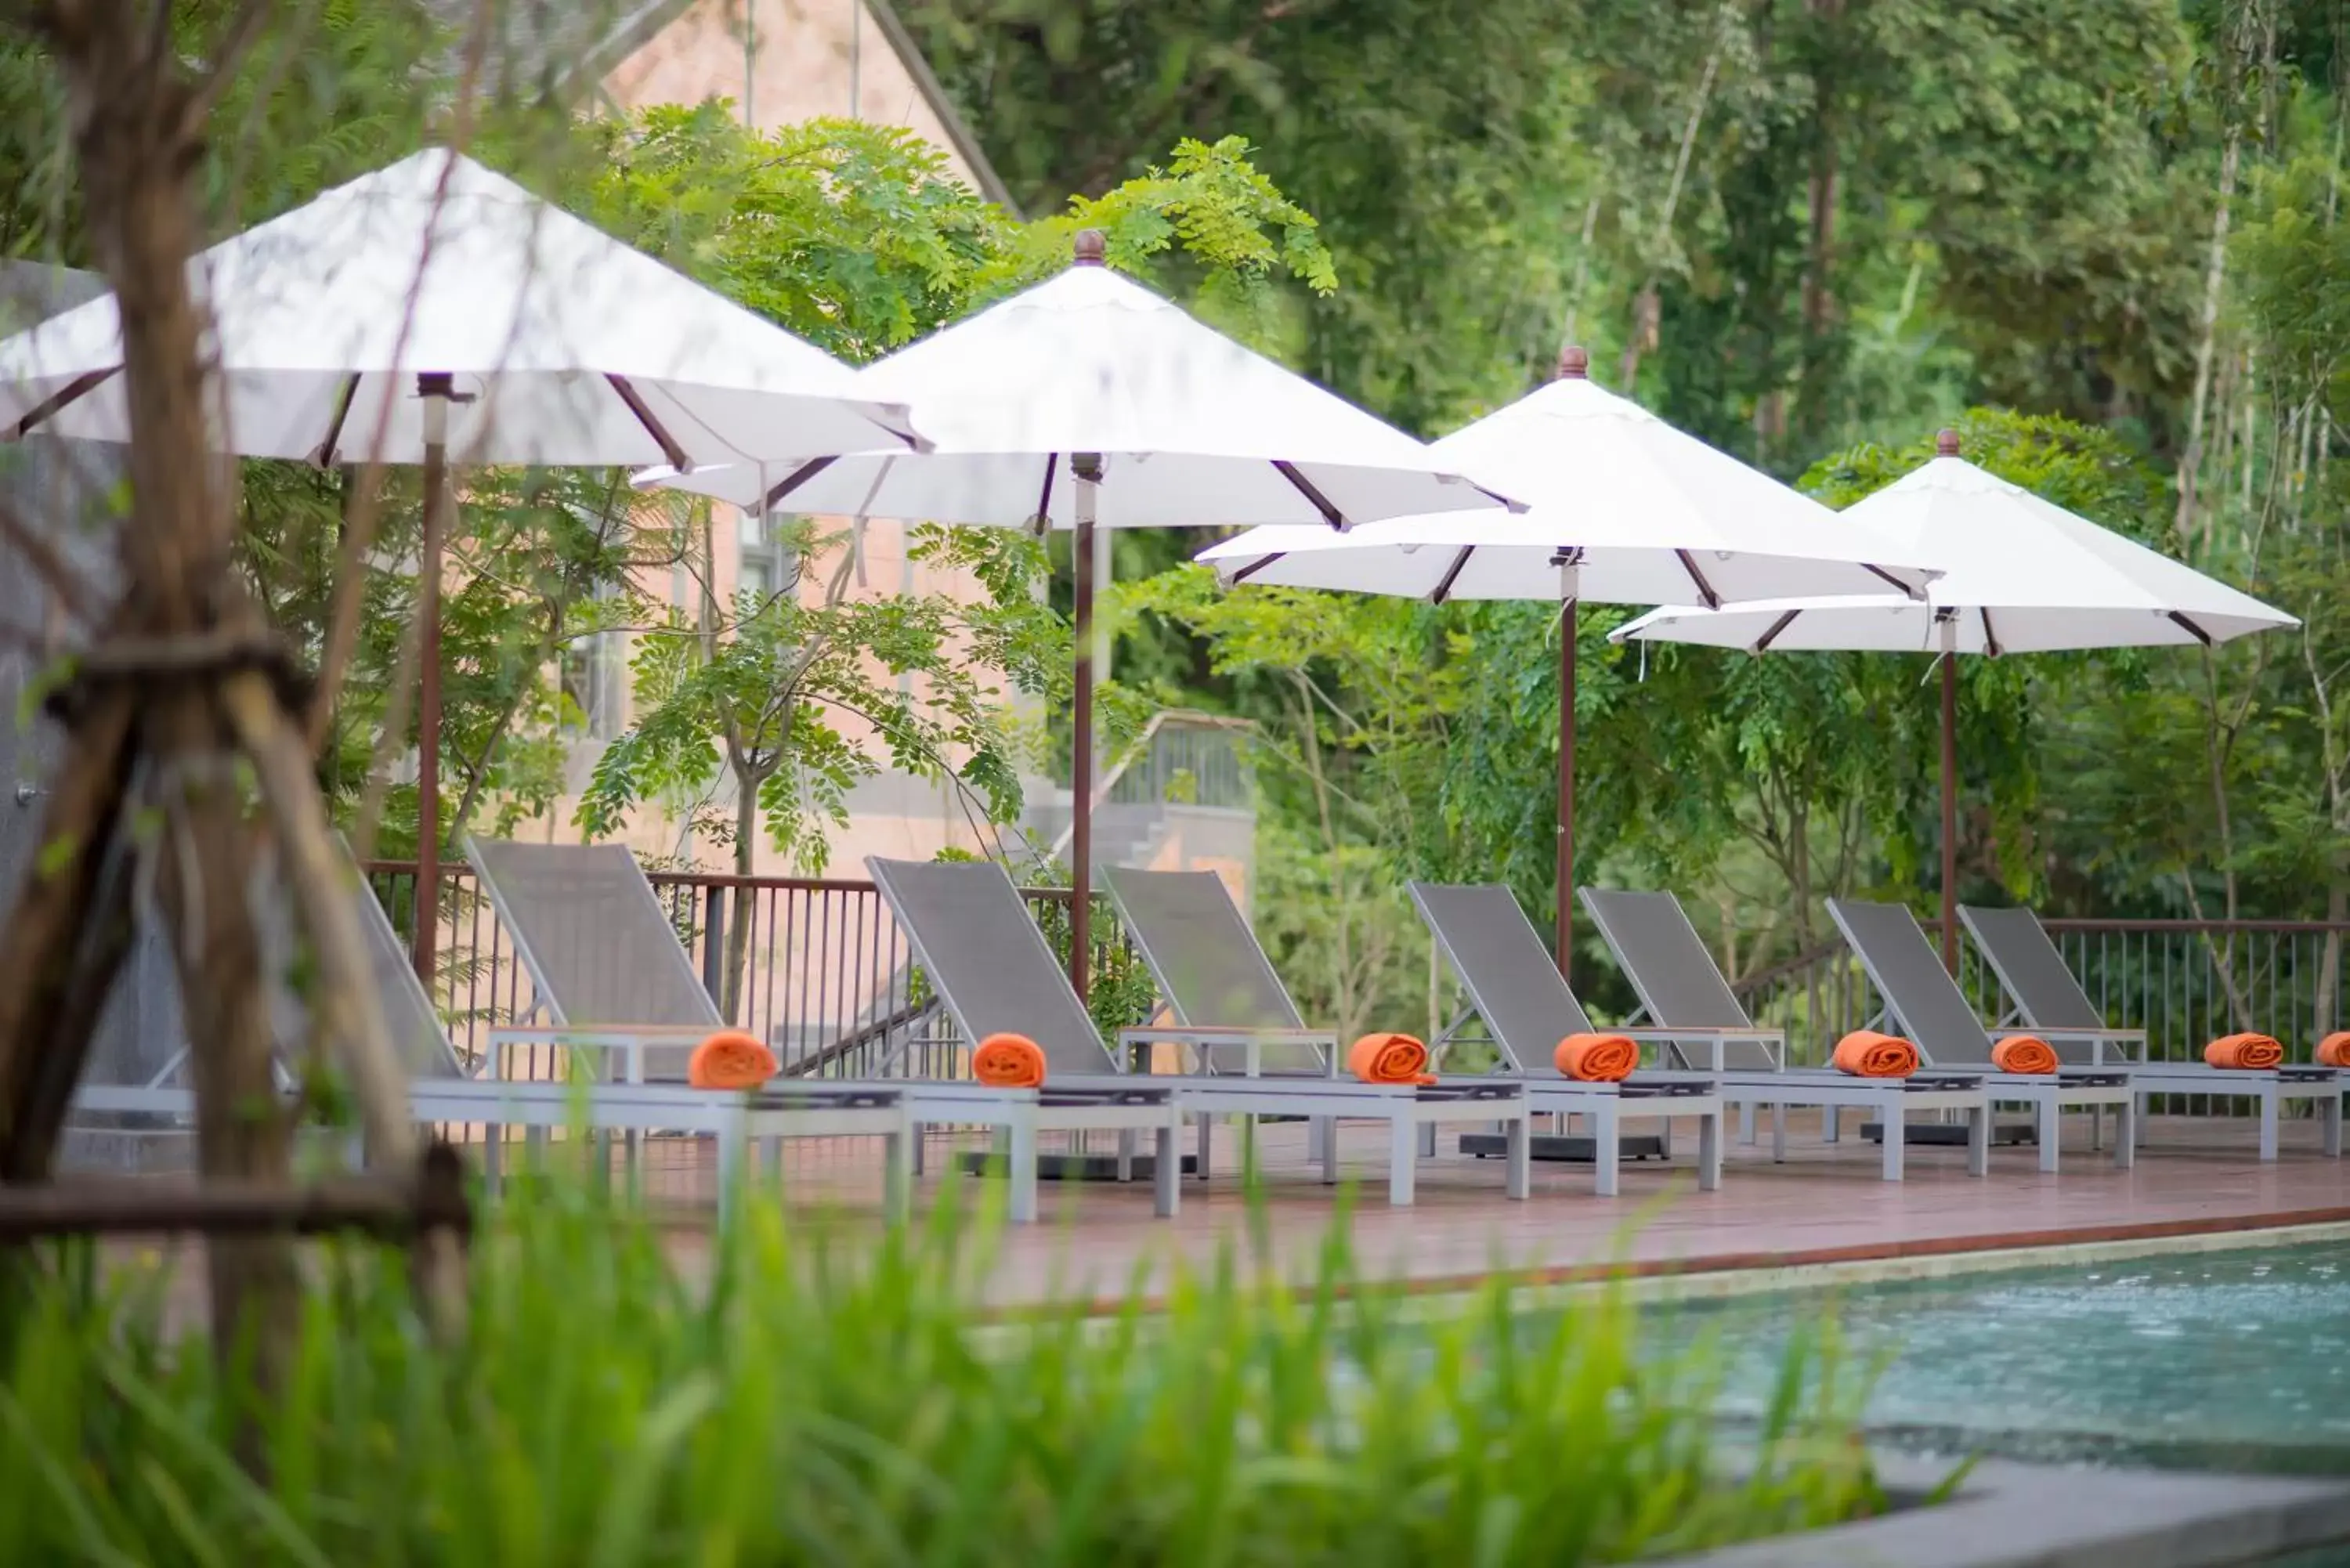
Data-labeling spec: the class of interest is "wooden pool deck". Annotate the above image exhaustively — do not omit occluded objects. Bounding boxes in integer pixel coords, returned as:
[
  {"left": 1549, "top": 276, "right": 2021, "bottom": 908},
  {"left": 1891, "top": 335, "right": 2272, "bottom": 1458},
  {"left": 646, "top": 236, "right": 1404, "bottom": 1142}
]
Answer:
[{"left": 624, "top": 1106, "right": 2350, "bottom": 1306}]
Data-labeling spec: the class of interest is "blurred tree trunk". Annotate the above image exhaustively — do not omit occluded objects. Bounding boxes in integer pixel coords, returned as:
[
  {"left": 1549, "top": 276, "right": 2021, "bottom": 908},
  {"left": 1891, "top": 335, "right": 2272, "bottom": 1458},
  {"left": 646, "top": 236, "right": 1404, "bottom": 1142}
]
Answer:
[{"left": 0, "top": 0, "right": 420, "bottom": 1396}]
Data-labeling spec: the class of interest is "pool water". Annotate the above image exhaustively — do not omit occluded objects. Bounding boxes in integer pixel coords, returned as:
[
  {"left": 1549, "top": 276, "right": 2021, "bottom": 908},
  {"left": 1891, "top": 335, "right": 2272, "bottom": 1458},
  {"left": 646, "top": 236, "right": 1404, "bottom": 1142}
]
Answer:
[{"left": 1643, "top": 1241, "right": 2350, "bottom": 1474}]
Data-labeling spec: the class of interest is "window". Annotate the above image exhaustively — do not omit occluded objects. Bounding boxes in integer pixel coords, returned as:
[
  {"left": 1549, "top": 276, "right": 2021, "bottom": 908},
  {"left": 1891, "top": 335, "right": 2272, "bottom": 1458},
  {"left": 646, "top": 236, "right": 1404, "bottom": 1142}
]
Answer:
[
  {"left": 560, "top": 585, "right": 624, "bottom": 740},
  {"left": 738, "top": 508, "right": 801, "bottom": 607}
]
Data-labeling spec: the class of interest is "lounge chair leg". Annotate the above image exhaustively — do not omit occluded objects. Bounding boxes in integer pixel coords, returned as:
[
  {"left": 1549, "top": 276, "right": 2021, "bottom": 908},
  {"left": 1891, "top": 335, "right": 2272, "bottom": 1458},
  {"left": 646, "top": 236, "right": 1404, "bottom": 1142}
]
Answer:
[
  {"left": 1697, "top": 1108, "right": 1721, "bottom": 1191},
  {"left": 1967, "top": 1105, "right": 1990, "bottom": 1177},
  {"left": 1307, "top": 1116, "right": 1329, "bottom": 1165},
  {"left": 2091, "top": 1103, "right": 2105, "bottom": 1152},
  {"left": 765, "top": 1134, "right": 784, "bottom": 1184},
  {"left": 1738, "top": 1103, "right": 1757, "bottom": 1145},
  {"left": 2259, "top": 1091, "right": 2280, "bottom": 1162},
  {"left": 1505, "top": 1114, "right": 1530, "bottom": 1201},
  {"left": 1658, "top": 1117, "right": 1673, "bottom": 1160},
  {"left": 715, "top": 1113, "right": 744, "bottom": 1230},
  {"left": 2037, "top": 1098, "right": 2060, "bottom": 1174},
  {"left": 2326, "top": 1093, "right": 2344, "bottom": 1159},
  {"left": 1770, "top": 1102, "right": 1788, "bottom": 1164},
  {"left": 1007, "top": 1121, "right": 1039, "bottom": 1224},
  {"left": 1198, "top": 1112, "right": 1213, "bottom": 1182},
  {"left": 911, "top": 1123, "right": 927, "bottom": 1177},
  {"left": 1323, "top": 1111, "right": 1342, "bottom": 1185},
  {"left": 1115, "top": 1128, "right": 1135, "bottom": 1183},
  {"left": 1154, "top": 1118, "right": 1180, "bottom": 1217},
  {"left": 1823, "top": 1105, "right": 1841, "bottom": 1143},
  {"left": 1593, "top": 1102, "right": 1621, "bottom": 1198},
  {"left": 1419, "top": 1122, "right": 1438, "bottom": 1159},
  {"left": 483, "top": 1123, "right": 504, "bottom": 1194},
  {"left": 882, "top": 1127, "right": 913, "bottom": 1219},
  {"left": 1389, "top": 1115, "right": 1418, "bottom": 1208},
  {"left": 2135, "top": 1094, "right": 2149, "bottom": 1149},
  {"left": 1881, "top": 1103, "right": 1906, "bottom": 1182}
]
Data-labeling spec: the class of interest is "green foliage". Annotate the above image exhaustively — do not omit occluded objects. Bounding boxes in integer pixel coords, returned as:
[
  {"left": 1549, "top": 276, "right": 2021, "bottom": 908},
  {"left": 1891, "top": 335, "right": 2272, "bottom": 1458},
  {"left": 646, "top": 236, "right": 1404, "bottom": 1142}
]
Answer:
[{"left": 0, "top": 1182, "right": 1885, "bottom": 1564}]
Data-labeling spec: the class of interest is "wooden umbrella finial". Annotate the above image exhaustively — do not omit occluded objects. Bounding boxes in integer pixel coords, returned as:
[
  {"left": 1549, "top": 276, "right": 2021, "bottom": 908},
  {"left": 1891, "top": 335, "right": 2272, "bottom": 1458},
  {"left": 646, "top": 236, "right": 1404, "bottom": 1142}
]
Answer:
[
  {"left": 1556, "top": 344, "right": 1590, "bottom": 381},
  {"left": 1072, "top": 229, "right": 1107, "bottom": 266},
  {"left": 1936, "top": 428, "right": 1962, "bottom": 457}
]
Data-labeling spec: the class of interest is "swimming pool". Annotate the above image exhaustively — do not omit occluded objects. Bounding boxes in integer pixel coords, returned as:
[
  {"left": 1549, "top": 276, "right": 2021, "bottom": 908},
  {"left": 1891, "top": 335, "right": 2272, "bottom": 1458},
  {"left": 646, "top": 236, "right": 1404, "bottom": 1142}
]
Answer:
[{"left": 1645, "top": 1240, "right": 2350, "bottom": 1475}]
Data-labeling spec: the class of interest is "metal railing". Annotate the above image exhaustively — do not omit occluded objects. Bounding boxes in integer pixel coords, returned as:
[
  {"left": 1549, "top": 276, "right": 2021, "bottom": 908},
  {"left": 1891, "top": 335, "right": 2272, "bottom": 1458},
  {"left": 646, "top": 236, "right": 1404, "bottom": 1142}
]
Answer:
[
  {"left": 1097, "top": 710, "right": 1253, "bottom": 811},
  {"left": 1729, "top": 918, "right": 2350, "bottom": 1114},
  {"left": 363, "top": 863, "right": 1141, "bottom": 1084}
]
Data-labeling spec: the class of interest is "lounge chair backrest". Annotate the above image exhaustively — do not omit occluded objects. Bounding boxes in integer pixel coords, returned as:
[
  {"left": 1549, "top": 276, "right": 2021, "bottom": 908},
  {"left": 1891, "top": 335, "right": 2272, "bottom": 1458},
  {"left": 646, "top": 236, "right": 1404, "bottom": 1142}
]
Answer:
[
  {"left": 352, "top": 871, "right": 467, "bottom": 1078},
  {"left": 1101, "top": 866, "right": 1322, "bottom": 1071},
  {"left": 868, "top": 858, "right": 1116, "bottom": 1076},
  {"left": 1959, "top": 904, "right": 2108, "bottom": 1031},
  {"left": 1825, "top": 898, "right": 1998, "bottom": 1067},
  {"left": 1578, "top": 887, "right": 1781, "bottom": 1071},
  {"left": 464, "top": 838, "right": 723, "bottom": 1077},
  {"left": 1409, "top": 881, "right": 1592, "bottom": 1072}
]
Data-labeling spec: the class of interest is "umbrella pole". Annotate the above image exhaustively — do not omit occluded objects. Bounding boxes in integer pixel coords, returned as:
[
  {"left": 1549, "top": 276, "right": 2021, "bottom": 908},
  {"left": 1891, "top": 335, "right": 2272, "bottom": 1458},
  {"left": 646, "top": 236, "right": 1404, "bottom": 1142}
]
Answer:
[
  {"left": 413, "top": 374, "right": 450, "bottom": 985},
  {"left": 1068, "top": 453, "right": 1104, "bottom": 1002},
  {"left": 1939, "top": 620, "right": 1959, "bottom": 974},
  {"left": 1556, "top": 564, "right": 1580, "bottom": 978}
]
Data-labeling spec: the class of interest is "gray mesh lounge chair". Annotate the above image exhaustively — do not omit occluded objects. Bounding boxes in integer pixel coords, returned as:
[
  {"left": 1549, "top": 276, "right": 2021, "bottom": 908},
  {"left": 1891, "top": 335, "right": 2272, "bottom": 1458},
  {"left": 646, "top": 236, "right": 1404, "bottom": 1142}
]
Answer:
[
  {"left": 1444, "top": 882, "right": 1989, "bottom": 1183},
  {"left": 1108, "top": 867, "right": 1713, "bottom": 1195},
  {"left": 466, "top": 837, "right": 1160, "bottom": 1223},
  {"left": 1961, "top": 903, "right": 2343, "bottom": 1162},
  {"left": 78, "top": 853, "right": 909, "bottom": 1225},
  {"left": 1824, "top": 898, "right": 2136, "bottom": 1173},
  {"left": 877, "top": 858, "right": 1530, "bottom": 1209}
]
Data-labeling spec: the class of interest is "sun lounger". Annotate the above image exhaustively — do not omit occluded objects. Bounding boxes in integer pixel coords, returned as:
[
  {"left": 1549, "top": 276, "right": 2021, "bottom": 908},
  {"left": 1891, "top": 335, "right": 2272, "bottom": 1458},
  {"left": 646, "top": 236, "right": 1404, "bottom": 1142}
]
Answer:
[
  {"left": 1823, "top": 898, "right": 2136, "bottom": 1172},
  {"left": 1411, "top": 881, "right": 1747, "bottom": 1188},
  {"left": 1573, "top": 886, "right": 1994, "bottom": 1181},
  {"left": 878, "top": 858, "right": 1529, "bottom": 1209},
  {"left": 1960, "top": 903, "right": 2343, "bottom": 1162},
  {"left": 1107, "top": 866, "right": 1712, "bottom": 1196},
  {"left": 74, "top": 855, "right": 910, "bottom": 1224}
]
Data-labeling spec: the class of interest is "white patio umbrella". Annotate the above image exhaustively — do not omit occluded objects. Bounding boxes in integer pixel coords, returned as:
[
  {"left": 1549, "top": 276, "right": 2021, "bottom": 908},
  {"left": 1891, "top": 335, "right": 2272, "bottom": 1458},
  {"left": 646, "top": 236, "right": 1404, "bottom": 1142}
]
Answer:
[
  {"left": 638, "top": 230, "right": 1517, "bottom": 998},
  {"left": 0, "top": 146, "right": 918, "bottom": 978},
  {"left": 1196, "top": 348, "right": 1940, "bottom": 978},
  {"left": 1616, "top": 430, "right": 2298, "bottom": 970}
]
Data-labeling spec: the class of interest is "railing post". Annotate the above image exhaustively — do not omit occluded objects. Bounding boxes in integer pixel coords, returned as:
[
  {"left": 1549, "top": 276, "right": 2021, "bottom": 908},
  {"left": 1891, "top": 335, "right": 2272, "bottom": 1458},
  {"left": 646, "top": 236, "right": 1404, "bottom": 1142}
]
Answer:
[{"left": 702, "top": 882, "right": 728, "bottom": 1016}]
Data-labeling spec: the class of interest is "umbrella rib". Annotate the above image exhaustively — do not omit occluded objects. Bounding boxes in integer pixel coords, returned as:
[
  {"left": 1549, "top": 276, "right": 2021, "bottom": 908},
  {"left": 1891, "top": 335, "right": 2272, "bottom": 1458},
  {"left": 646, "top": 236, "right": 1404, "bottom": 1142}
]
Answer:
[
  {"left": 1031, "top": 453, "right": 1058, "bottom": 536},
  {"left": 1230, "top": 555, "right": 1284, "bottom": 585},
  {"left": 2167, "top": 610, "right": 2215, "bottom": 647},
  {"left": 1864, "top": 563, "right": 1925, "bottom": 601},
  {"left": 1674, "top": 549, "right": 1723, "bottom": 609},
  {"left": 762, "top": 456, "right": 837, "bottom": 512},
  {"left": 1752, "top": 609, "right": 1800, "bottom": 653},
  {"left": 605, "top": 374, "right": 692, "bottom": 471},
  {"left": 312, "top": 373, "right": 360, "bottom": 468},
  {"left": 1272, "top": 461, "right": 1349, "bottom": 529},
  {"left": 1427, "top": 546, "right": 1474, "bottom": 605},
  {"left": 9, "top": 367, "right": 118, "bottom": 439},
  {"left": 1979, "top": 606, "right": 2002, "bottom": 658}
]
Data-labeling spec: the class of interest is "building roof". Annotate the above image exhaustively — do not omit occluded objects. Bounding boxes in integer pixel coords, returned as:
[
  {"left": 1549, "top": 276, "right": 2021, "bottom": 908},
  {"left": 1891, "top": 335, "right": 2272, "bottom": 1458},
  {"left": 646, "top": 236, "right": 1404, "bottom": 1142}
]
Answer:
[{"left": 426, "top": 0, "right": 1016, "bottom": 211}]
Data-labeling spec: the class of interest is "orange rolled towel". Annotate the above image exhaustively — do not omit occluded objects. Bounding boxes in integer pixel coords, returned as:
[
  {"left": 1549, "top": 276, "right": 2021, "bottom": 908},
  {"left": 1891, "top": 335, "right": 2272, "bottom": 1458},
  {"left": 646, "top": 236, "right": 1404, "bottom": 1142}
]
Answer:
[
  {"left": 973, "top": 1033, "right": 1048, "bottom": 1088},
  {"left": 2316, "top": 1032, "right": 2350, "bottom": 1069},
  {"left": 1554, "top": 1032, "right": 1639, "bottom": 1082},
  {"left": 1831, "top": 1030, "right": 1919, "bottom": 1078},
  {"left": 2205, "top": 1032, "right": 2285, "bottom": 1071},
  {"left": 1990, "top": 1036, "right": 2060, "bottom": 1075},
  {"left": 687, "top": 1029, "right": 779, "bottom": 1089},
  {"left": 1348, "top": 1031, "right": 1437, "bottom": 1086}
]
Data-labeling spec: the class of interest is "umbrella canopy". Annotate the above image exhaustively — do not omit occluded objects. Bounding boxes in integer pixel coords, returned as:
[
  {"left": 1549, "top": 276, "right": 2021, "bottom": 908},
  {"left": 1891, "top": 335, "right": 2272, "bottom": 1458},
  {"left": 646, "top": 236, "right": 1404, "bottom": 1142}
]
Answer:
[
  {"left": 0, "top": 146, "right": 918, "bottom": 985},
  {"left": 638, "top": 230, "right": 1517, "bottom": 999},
  {"left": 0, "top": 146, "right": 917, "bottom": 464},
  {"left": 1191, "top": 349, "right": 1941, "bottom": 977},
  {"left": 635, "top": 235, "right": 1506, "bottom": 529},
  {"left": 1616, "top": 431, "right": 2298, "bottom": 966}
]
